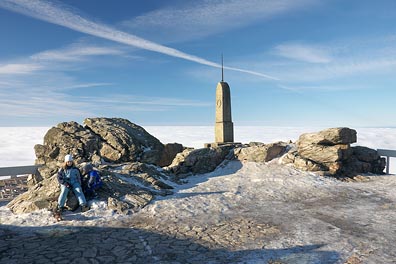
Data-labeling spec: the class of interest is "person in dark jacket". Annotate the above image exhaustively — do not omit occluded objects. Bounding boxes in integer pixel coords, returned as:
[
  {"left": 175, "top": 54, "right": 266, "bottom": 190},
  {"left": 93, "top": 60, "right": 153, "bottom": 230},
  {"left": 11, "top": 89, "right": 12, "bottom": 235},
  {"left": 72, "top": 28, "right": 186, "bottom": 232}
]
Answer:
[
  {"left": 82, "top": 163, "right": 103, "bottom": 199},
  {"left": 57, "top": 154, "right": 88, "bottom": 212}
]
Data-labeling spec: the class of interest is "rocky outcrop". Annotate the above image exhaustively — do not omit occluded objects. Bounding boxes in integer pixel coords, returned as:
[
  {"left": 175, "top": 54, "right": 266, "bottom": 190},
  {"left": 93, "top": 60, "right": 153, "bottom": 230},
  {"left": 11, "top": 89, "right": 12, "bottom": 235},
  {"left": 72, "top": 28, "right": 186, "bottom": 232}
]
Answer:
[
  {"left": 9, "top": 122, "right": 387, "bottom": 215},
  {"left": 7, "top": 176, "right": 60, "bottom": 213},
  {"left": 281, "top": 127, "right": 385, "bottom": 176},
  {"left": 233, "top": 142, "right": 288, "bottom": 162},
  {"left": 345, "top": 146, "right": 386, "bottom": 174},
  {"left": 8, "top": 117, "right": 186, "bottom": 215},
  {"left": 34, "top": 121, "right": 100, "bottom": 179},
  {"left": 84, "top": 118, "right": 165, "bottom": 165},
  {"left": 34, "top": 118, "right": 181, "bottom": 180},
  {"left": 167, "top": 142, "right": 288, "bottom": 177},
  {"left": 166, "top": 145, "right": 235, "bottom": 176},
  {"left": 8, "top": 161, "right": 174, "bottom": 214}
]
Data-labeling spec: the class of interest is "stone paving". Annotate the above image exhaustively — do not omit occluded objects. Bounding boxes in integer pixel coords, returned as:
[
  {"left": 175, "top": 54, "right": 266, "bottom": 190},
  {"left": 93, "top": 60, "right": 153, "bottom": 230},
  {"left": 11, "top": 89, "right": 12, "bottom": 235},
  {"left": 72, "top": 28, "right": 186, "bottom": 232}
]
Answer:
[
  {"left": 0, "top": 217, "right": 279, "bottom": 264},
  {"left": 0, "top": 210, "right": 342, "bottom": 264}
]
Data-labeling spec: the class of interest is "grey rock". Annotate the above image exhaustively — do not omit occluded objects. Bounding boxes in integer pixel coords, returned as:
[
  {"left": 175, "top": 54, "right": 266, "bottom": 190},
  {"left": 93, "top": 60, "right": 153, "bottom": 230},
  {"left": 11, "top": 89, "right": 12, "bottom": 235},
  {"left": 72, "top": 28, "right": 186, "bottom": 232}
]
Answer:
[
  {"left": 353, "top": 146, "right": 379, "bottom": 162},
  {"left": 107, "top": 197, "right": 134, "bottom": 214},
  {"left": 84, "top": 117, "right": 164, "bottom": 165},
  {"left": 347, "top": 147, "right": 386, "bottom": 174},
  {"left": 159, "top": 143, "right": 184, "bottom": 167},
  {"left": 286, "top": 127, "right": 385, "bottom": 176},
  {"left": 280, "top": 151, "right": 296, "bottom": 165},
  {"left": 167, "top": 145, "right": 234, "bottom": 176},
  {"left": 108, "top": 162, "right": 174, "bottom": 191},
  {"left": 294, "top": 155, "right": 325, "bottom": 172},
  {"left": 27, "top": 173, "right": 43, "bottom": 188},
  {"left": 234, "top": 142, "right": 288, "bottom": 162},
  {"left": 7, "top": 176, "right": 59, "bottom": 213},
  {"left": 34, "top": 121, "right": 101, "bottom": 179},
  {"left": 298, "top": 144, "right": 353, "bottom": 164},
  {"left": 298, "top": 127, "right": 357, "bottom": 146}
]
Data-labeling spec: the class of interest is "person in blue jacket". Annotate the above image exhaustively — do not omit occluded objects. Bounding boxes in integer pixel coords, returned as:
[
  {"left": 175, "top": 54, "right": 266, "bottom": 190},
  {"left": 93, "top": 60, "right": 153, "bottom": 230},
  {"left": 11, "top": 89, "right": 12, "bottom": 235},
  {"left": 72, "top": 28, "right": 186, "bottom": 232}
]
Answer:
[
  {"left": 57, "top": 154, "right": 88, "bottom": 212},
  {"left": 82, "top": 163, "right": 103, "bottom": 199}
]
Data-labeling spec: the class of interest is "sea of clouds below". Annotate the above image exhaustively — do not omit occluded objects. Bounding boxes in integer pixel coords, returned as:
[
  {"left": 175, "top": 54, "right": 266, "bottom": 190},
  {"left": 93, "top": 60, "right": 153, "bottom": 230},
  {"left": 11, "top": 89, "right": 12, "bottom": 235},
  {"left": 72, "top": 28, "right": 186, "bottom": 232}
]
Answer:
[{"left": 0, "top": 126, "right": 395, "bottom": 176}]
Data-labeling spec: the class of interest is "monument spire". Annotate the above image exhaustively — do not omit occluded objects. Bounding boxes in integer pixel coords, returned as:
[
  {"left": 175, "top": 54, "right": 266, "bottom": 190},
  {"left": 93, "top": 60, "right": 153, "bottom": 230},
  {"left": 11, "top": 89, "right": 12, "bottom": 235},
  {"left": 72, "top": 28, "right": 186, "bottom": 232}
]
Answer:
[{"left": 221, "top": 54, "right": 224, "bottom": 82}]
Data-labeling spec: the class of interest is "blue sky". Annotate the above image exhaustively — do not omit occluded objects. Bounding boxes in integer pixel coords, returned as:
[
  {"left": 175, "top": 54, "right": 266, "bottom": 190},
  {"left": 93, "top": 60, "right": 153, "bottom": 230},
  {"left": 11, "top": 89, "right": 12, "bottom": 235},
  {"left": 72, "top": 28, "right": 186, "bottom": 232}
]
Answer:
[{"left": 0, "top": 0, "right": 395, "bottom": 127}]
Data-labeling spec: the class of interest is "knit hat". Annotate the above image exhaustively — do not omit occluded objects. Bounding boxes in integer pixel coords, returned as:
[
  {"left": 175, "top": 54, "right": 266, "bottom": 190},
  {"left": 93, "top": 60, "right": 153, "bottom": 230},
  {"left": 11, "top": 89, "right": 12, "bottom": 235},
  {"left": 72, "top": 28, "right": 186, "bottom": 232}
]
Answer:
[
  {"left": 64, "top": 154, "right": 73, "bottom": 162},
  {"left": 82, "top": 163, "right": 93, "bottom": 175}
]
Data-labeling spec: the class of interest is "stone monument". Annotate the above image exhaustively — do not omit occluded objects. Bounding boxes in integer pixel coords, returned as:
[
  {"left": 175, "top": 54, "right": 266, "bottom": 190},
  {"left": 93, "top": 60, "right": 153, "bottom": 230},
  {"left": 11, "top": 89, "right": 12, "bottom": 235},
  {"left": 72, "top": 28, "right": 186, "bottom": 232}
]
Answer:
[{"left": 205, "top": 56, "right": 236, "bottom": 148}]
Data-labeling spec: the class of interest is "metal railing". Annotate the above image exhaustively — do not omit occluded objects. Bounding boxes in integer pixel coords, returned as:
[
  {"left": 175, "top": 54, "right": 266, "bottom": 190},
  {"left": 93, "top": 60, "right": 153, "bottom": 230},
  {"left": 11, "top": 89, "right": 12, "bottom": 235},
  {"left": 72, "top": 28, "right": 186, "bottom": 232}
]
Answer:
[
  {"left": 0, "top": 165, "right": 41, "bottom": 178},
  {"left": 377, "top": 149, "right": 396, "bottom": 174}
]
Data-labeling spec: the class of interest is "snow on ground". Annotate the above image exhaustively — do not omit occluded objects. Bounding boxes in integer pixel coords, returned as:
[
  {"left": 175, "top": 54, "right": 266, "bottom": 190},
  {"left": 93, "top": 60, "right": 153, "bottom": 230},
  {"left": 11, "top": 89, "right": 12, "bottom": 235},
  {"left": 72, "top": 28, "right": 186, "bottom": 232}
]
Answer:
[
  {"left": 133, "top": 160, "right": 396, "bottom": 262},
  {"left": 1, "top": 158, "right": 396, "bottom": 262},
  {"left": 1, "top": 126, "right": 396, "bottom": 262}
]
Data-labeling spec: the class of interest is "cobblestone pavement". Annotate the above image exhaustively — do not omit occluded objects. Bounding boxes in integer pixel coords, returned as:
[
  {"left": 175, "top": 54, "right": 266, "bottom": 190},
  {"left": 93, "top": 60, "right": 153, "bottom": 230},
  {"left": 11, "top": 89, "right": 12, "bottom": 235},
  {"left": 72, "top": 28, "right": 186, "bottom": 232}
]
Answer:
[{"left": 0, "top": 213, "right": 340, "bottom": 264}]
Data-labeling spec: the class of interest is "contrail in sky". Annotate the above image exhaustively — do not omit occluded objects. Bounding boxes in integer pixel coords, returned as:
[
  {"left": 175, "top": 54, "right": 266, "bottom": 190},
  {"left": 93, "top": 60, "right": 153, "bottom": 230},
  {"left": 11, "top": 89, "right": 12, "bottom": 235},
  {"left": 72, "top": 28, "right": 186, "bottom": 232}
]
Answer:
[{"left": 0, "top": 0, "right": 279, "bottom": 80}]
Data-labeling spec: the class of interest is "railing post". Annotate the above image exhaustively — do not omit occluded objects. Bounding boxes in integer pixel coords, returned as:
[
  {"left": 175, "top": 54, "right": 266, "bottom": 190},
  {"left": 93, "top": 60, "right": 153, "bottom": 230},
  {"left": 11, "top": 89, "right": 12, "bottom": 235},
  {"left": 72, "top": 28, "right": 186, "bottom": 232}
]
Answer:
[
  {"left": 377, "top": 149, "right": 396, "bottom": 175},
  {"left": 386, "top": 156, "right": 390, "bottom": 174}
]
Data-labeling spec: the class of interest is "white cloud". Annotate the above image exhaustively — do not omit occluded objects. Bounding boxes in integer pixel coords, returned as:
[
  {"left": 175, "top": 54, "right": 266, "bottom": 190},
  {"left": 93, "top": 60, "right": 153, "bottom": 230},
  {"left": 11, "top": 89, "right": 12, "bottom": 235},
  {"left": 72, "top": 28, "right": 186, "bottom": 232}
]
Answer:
[
  {"left": 31, "top": 45, "right": 125, "bottom": 62},
  {"left": 0, "top": 69, "right": 210, "bottom": 120},
  {"left": 0, "top": 63, "right": 42, "bottom": 74},
  {"left": 0, "top": 0, "right": 277, "bottom": 80},
  {"left": 324, "top": 58, "right": 396, "bottom": 76},
  {"left": 0, "top": 93, "right": 211, "bottom": 119},
  {"left": 61, "top": 83, "right": 114, "bottom": 90},
  {"left": 78, "top": 95, "right": 211, "bottom": 108},
  {"left": 0, "top": 42, "right": 128, "bottom": 78},
  {"left": 233, "top": 35, "right": 396, "bottom": 84},
  {"left": 277, "top": 84, "right": 368, "bottom": 92},
  {"left": 123, "top": 0, "right": 317, "bottom": 42},
  {"left": 274, "top": 57, "right": 396, "bottom": 82},
  {"left": 273, "top": 43, "right": 333, "bottom": 63}
]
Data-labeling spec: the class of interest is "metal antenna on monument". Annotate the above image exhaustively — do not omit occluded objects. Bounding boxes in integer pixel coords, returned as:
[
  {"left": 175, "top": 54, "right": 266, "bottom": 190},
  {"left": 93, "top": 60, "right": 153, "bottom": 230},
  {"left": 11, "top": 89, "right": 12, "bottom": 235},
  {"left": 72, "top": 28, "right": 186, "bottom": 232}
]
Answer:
[{"left": 221, "top": 54, "right": 224, "bottom": 82}]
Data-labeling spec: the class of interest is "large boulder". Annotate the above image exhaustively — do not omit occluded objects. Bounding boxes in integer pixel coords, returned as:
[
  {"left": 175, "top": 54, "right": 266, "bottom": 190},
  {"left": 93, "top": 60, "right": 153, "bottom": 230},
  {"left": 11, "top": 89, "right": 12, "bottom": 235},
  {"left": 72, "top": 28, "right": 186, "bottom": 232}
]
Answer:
[
  {"left": 233, "top": 142, "right": 288, "bottom": 162},
  {"left": 34, "top": 121, "right": 101, "bottom": 179},
  {"left": 7, "top": 176, "right": 60, "bottom": 213},
  {"left": 84, "top": 117, "right": 165, "bottom": 165},
  {"left": 167, "top": 145, "right": 235, "bottom": 176},
  {"left": 33, "top": 118, "right": 180, "bottom": 180},
  {"left": 298, "top": 127, "right": 357, "bottom": 146},
  {"left": 297, "top": 144, "right": 353, "bottom": 164},
  {"left": 158, "top": 143, "right": 184, "bottom": 167},
  {"left": 281, "top": 127, "right": 386, "bottom": 176},
  {"left": 297, "top": 127, "right": 356, "bottom": 164},
  {"left": 344, "top": 146, "right": 386, "bottom": 174}
]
